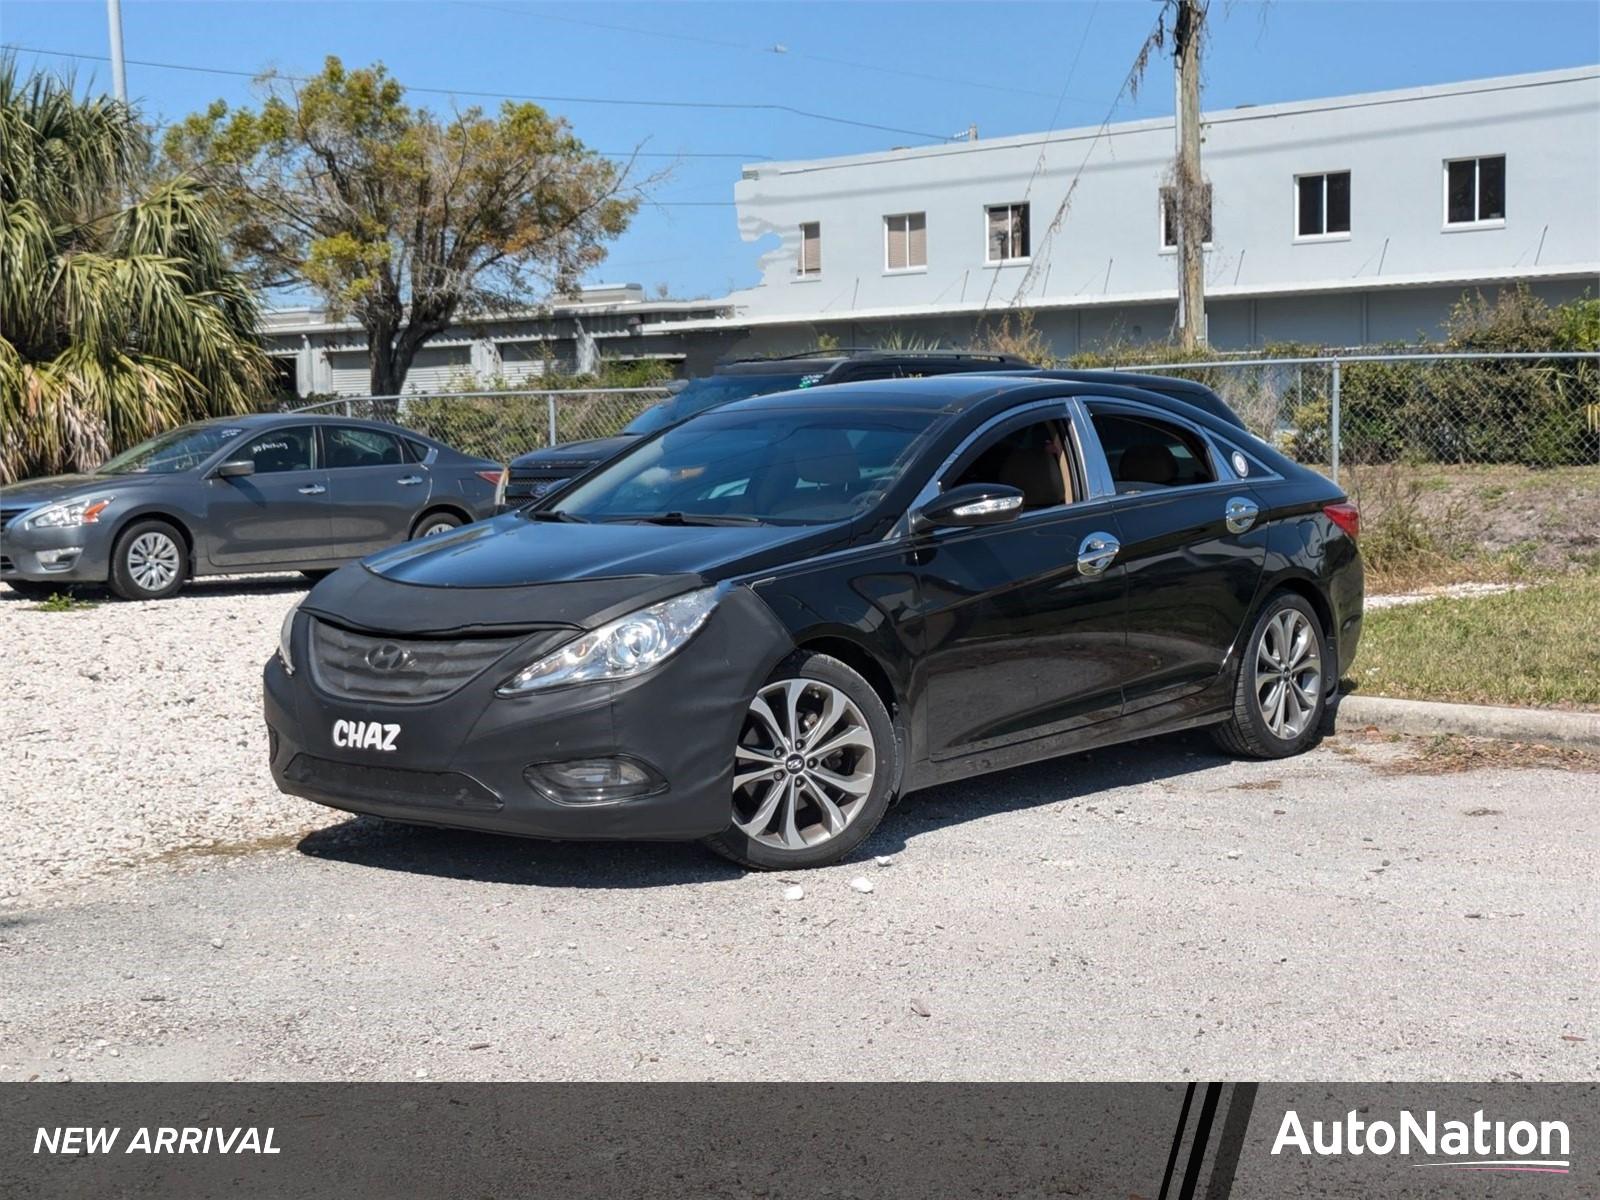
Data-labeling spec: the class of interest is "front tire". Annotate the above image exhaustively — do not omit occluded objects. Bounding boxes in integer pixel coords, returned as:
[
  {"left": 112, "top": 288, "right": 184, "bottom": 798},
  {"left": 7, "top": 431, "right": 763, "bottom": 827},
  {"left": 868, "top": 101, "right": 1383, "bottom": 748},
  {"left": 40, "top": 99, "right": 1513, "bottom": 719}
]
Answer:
[
  {"left": 1212, "top": 591, "right": 1328, "bottom": 759},
  {"left": 704, "top": 652, "right": 898, "bottom": 871},
  {"left": 108, "top": 519, "right": 188, "bottom": 600}
]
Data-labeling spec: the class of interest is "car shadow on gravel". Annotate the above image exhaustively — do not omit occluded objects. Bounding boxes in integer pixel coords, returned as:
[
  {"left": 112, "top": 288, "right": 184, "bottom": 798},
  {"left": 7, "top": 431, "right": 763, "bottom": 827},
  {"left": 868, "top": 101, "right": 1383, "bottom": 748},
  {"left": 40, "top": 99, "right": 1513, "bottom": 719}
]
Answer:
[{"left": 295, "top": 732, "right": 1231, "bottom": 887}]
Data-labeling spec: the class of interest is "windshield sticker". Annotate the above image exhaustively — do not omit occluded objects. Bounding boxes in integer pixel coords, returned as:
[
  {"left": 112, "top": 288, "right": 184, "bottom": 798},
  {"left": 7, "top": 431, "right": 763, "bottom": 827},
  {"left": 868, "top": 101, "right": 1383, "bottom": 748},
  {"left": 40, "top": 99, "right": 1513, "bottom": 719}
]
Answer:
[
  {"left": 798, "top": 374, "right": 825, "bottom": 388},
  {"left": 219, "top": 428, "right": 244, "bottom": 438},
  {"left": 250, "top": 441, "right": 288, "bottom": 455},
  {"left": 1231, "top": 450, "right": 1250, "bottom": 477}
]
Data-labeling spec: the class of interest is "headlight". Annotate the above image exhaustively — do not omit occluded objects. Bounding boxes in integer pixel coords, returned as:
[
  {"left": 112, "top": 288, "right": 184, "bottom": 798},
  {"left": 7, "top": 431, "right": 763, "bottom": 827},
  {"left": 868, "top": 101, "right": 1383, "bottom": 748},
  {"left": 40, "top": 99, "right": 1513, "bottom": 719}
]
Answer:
[
  {"left": 278, "top": 601, "right": 301, "bottom": 674},
  {"left": 25, "top": 496, "right": 114, "bottom": 529},
  {"left": 497, "top": 587, "right": 719, "bottom": 696}
]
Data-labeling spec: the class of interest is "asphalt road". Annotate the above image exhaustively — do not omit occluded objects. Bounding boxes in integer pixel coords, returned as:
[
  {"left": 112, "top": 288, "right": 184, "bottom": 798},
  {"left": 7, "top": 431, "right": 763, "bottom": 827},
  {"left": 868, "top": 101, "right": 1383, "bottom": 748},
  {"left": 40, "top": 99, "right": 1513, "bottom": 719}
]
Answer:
[{"left": 2, "top": 730, "right": 1594, "bottom": 1083}]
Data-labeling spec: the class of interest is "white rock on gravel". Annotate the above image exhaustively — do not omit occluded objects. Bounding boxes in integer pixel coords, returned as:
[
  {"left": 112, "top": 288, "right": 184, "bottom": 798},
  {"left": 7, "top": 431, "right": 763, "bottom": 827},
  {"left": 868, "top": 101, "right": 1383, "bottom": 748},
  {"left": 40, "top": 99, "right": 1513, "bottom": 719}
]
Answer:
[
  {"left": 849, "top": 877, "right": 874, "bottom": 894},
  {"left": 0, "top": 576, "right": 321, "bottom": 899},
  {"left": 782, "top": 885, "right": 804, "bottom": 901}
]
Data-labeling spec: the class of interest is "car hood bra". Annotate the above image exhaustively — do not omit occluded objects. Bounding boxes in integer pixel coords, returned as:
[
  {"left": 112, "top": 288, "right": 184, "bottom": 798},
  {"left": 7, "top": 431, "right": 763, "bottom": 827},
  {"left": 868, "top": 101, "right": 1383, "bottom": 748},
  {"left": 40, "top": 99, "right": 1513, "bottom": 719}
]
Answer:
[{"left": 304, "top": 515, "right": 838, "bottom": 635}]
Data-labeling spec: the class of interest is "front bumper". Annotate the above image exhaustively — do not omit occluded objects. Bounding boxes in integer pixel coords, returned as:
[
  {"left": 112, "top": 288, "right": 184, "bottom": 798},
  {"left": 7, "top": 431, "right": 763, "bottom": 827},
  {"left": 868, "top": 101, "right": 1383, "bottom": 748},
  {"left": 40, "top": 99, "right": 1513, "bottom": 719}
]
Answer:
[
  {"left": 265, "top": 586, "right": 793, "bottom": 841},
  {"left": 0, "top": 523, "right": 112, "bottom": 583}
]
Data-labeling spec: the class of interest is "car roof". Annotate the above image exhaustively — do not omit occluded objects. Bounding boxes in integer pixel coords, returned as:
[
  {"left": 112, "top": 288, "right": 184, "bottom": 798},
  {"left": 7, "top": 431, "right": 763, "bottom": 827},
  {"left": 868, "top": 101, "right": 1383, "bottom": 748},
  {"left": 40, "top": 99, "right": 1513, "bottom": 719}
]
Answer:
[
  {"left": 713, "top": 349, "right": 1033, "bottom": 377},
  {"left": 191, "top": 412, "right": 428, "bottom": 435},
  {"left": 719, "top": 371, "right": 1250, "bottom": 430}
]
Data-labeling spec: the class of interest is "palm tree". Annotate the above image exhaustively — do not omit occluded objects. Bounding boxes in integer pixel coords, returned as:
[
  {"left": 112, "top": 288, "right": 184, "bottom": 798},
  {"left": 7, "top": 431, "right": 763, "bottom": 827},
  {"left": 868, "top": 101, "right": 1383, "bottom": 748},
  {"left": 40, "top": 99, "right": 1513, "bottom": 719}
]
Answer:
[{"left": 0, "top": 57, "right": 270, "bottom": 483}]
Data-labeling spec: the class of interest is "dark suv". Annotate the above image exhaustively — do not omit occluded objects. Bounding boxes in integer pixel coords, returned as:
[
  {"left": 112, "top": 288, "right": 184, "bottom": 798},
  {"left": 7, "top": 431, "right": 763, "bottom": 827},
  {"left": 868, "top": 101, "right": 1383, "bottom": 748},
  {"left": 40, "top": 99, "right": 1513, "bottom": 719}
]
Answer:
[{"left": 499, "top": 349, "right": 1034, "bottom": 506}]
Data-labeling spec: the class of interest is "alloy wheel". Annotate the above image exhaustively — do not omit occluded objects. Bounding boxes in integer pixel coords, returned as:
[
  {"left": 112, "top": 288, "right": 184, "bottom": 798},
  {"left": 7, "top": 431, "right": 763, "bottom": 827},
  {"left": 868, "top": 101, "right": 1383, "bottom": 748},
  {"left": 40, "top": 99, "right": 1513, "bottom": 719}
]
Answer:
[
  {"left": 732, "top": 678, "right": 877, "bottom": 850},
  {"left": 419, "top": 521, "right": 457, "bottom": 537},
  {"left": 1254, "top": 608, "right": 1322, "bottom": 740},
  {"left": 126, "top": 531, "right": 181, "bottom": 593}
]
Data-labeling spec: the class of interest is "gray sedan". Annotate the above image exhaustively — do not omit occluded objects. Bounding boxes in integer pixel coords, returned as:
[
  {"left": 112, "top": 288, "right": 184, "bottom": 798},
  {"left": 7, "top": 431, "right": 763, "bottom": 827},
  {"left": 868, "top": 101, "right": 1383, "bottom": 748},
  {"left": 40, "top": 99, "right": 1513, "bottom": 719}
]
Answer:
[{"left": 0, "top": 415, "right": 503, "bottom": 600}]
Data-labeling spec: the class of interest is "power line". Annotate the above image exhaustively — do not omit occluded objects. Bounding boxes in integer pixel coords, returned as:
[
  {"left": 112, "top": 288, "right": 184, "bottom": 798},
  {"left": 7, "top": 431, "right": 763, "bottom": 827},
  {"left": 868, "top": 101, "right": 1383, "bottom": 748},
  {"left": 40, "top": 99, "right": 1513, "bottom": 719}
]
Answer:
[
  {"left": 3, "top": 43, "right": 953, "bottom": 142},
  {"left": 457, "top": 1, "right": 1097, "bottom": 104}
]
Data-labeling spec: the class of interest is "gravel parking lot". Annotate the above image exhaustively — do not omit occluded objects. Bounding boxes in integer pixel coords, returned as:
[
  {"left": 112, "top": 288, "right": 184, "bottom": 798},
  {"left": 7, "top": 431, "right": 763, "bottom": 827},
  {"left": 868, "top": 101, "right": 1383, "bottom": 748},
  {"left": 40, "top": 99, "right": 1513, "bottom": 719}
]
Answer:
[{"left": 1, "top": 579, "right": 1596, "bottom": 1082}]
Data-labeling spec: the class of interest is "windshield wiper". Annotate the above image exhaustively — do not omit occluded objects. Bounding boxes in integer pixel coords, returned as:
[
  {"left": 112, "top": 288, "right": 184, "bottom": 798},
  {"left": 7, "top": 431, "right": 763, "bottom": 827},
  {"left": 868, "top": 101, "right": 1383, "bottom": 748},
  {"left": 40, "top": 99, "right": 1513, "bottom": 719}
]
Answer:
[
  {"left": 526, "top": 510, "right": 588, "bottom": 523},
  {"left": 632, "top": 511, "right": 763, "bottom": 527}
]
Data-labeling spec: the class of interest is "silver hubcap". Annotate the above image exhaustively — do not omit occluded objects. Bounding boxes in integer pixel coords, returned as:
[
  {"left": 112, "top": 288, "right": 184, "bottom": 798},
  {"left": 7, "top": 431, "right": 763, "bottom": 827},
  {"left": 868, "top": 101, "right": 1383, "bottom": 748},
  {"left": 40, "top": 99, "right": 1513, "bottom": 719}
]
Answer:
[
  {"left": 733, "top": 679, "right": 877, "bottom": 850},
  {"left": 419, "top": 521, "right": 456, "bottom": 537},
  {"left": 1255, "top": 608, "right": 1322, "bottom": 740},
  {"left": 126, "top": 532, "right": 180, "bottom": 592}
]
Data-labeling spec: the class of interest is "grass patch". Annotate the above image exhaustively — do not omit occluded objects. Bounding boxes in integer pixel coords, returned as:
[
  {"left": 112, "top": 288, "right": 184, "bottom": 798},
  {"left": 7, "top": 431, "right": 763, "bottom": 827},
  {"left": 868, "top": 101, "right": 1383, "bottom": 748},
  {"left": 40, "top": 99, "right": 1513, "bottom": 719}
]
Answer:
[
  {"left": 34, "top": 590, "right": 96, "bottom": 613},
  {"left": 1349, "top": 575, "right": 1600, "bottom": 709}
]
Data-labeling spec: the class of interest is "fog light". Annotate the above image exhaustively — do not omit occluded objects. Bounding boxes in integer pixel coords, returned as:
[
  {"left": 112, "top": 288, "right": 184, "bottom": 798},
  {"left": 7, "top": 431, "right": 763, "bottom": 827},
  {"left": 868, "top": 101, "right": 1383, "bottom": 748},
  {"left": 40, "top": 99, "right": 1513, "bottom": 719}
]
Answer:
[
  {"left": 523, "top": 757, "right": 667, "bottom": 805},
  {"left": 36, "top": 548, "right": 81, "bottom": 570}
]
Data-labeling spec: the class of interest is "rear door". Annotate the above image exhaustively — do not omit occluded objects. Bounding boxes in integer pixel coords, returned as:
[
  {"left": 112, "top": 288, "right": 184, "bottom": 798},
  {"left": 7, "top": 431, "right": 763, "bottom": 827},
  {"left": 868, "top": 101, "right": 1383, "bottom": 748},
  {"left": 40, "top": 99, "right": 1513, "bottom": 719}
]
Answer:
[
  {"left": 204, "top": 425, "right": 333, "bottom": 566},
  {"left": 911, "top": 403, "right": 1130, "bottom": 761},
  {"left": 1082, "top": 401, "right": 1267, "bottom": 714},
  {"left": 321, "top": 425, "right": 428, "bottom": 557}
]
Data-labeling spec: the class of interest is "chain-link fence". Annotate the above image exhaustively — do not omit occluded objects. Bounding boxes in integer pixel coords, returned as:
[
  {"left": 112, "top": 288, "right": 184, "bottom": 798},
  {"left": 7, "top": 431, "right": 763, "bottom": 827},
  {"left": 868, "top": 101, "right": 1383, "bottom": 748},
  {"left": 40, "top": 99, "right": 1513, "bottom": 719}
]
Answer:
[
  {"left": 1114, "top": 351, "right": 1600, "bottom": 581},
  {"left": 294, "top": 387, "right": 674, "bottom": 464},
  {"left": 1115, "top": 351, "right": 1600, "bottom": 478}
]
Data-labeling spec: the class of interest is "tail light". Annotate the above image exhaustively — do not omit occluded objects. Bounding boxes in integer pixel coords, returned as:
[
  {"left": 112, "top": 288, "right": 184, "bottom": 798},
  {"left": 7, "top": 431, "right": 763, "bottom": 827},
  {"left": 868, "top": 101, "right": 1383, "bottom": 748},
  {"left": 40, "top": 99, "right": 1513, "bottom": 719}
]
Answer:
[
  {"left": 1323, "top": 502, "right": 1359, "bottom": 538},
  {"left": 481, "top": 468, "right": 508, "bottom": 507}
]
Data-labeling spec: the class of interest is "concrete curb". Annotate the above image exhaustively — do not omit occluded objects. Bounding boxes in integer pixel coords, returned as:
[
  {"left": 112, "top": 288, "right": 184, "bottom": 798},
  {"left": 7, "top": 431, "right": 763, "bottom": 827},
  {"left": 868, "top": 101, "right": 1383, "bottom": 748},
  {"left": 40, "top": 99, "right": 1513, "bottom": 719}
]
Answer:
[{"left": 1335, "top": 692, "right": 1600, "bottom": 751}]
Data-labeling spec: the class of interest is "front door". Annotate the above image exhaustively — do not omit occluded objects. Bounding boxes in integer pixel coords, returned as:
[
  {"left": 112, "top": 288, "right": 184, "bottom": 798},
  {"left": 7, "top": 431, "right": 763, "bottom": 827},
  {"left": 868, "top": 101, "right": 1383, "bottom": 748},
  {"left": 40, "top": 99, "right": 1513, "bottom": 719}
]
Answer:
[
  {"left": 320, "top": 425, "right": 430, "bottom": 557},
  {"left": 1084, "top": 402, "right": 1267, "bottom": 713},
  {"left": 205, "top": 425, "right": 334, "bottom": 566},
  {"left": 912, "top": 407, "right": 1129, "bottom": 762}
]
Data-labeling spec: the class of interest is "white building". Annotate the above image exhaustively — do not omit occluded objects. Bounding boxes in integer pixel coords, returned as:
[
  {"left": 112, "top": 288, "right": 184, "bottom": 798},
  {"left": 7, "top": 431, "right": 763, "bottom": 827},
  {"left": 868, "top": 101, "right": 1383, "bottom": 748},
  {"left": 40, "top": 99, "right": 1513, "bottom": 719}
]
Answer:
[
  {"left": 687, "top": 66, "right": 1600, "bottom": 355},
  {"left": 262, "top": 67, "right": 1600, "bottom": 385},
  {"left": 261, "top": 285, "right": 735, "bottom": 398}
]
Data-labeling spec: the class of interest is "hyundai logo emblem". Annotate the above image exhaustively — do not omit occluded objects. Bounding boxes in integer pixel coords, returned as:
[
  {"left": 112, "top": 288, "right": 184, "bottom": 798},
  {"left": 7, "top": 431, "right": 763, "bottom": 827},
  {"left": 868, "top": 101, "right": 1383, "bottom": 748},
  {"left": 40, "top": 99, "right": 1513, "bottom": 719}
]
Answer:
[{"left": 365, "top": 642, "right": 413, "bottom": 672}]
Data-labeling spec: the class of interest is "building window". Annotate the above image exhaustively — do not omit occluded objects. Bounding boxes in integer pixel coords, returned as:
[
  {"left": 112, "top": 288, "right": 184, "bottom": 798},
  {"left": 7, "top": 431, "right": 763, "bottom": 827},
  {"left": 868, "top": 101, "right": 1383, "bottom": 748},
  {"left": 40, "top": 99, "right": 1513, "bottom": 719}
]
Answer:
[
  {"left": 885, "top": 212, "right": 927, "bottom": 271},
  {"left": 797, "top": 222, "right": 821, "bottom": 277},
  {"left": 986, "top": 203, "right": 1029, "bottom": 263},
  {"left": 1445, "top": 156, "right": 1505, "bottom": 225},
  {"left": 1160, "top": 185, "right": 1213, "bottom": 250},
  {"left": 1296, "top": 171, "right": 1351, "bottom": 238}
]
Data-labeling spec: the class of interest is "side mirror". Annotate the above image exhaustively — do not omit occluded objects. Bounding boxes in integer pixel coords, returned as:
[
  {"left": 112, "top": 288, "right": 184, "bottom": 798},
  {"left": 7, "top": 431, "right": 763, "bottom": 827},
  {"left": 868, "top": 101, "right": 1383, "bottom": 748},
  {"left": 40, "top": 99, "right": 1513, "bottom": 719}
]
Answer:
[
  {"left": 912, "top": 483, "right": 1025, "bottom": 532},
  {"left": 214, "top": 460, "right": 255, "bottom": 479}
]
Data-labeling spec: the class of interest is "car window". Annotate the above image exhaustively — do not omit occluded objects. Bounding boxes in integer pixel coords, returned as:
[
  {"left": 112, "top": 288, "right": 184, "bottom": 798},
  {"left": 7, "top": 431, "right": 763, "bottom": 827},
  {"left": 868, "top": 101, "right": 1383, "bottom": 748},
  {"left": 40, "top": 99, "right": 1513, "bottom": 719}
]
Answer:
[
  {"left": 325, "top": 426, "right": 405, "bottom": 469},
  {"left": 238, "top": 427, "right": 316, "bottom": 474},
  {"left": 404, "top": 438, "right": 433, "bottom": 463},
  {"left": 1090, "top": 409, "right": 1215, "bottom": 494},
  {"left": 556, "top": 409, "right": 936, "bottom": 525},
  {"left": 948, "top": 416, "right": 1078, "bottom": 511},
  {"left": 96, "top": 424, "right": 246, "bottom": 475}
]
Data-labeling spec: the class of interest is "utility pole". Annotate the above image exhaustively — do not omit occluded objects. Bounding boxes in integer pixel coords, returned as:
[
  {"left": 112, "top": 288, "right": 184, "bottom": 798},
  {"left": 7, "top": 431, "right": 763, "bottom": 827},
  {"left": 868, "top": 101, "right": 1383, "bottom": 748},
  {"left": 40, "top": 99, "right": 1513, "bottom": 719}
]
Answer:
[
  {"left": 1173, "top": 0, "right": 1206, "bottom": 349},
  {"left": 106, "top": 0, "right": 128, "bottom": 105}
]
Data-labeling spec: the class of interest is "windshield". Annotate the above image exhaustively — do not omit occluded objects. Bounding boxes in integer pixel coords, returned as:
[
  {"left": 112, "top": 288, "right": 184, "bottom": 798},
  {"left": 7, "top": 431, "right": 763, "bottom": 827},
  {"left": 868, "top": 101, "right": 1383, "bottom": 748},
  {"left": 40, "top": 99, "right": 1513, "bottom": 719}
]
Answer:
[
  {"left": 96, "top": 424, "right": 248, "bottom": 475},
  {"left": 622, "top": 372, "right": 817, "bottom": 436},
  {"left": 555, "top": 407, "right": 936, "bottom": 525}
]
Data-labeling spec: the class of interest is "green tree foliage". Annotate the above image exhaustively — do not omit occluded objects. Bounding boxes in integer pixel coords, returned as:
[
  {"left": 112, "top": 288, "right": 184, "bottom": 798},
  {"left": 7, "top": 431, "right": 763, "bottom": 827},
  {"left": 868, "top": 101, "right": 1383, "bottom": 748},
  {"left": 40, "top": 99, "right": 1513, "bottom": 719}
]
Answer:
[
  {"left": 163, "top": 57, "right": 641, "bottom": 397},
  {"left": 0, "top": 57, "right": 271, "bottom": 483}
]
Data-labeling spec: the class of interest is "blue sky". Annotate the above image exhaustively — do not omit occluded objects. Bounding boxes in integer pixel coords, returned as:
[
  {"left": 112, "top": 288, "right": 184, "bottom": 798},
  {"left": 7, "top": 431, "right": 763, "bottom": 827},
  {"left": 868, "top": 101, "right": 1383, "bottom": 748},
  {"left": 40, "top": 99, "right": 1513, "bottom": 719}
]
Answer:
[{"left": 5, "top": 0, "right": 1596, "bottom": 303}]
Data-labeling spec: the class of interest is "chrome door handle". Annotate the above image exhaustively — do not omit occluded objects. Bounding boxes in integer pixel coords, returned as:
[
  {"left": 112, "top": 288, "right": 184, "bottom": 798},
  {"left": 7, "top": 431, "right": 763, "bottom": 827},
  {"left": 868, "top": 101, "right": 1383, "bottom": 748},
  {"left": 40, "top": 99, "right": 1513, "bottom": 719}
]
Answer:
[
  {"left": 1077, "top": 531, "right": 1120, "bottom": 576},
  {"left": 1225, "top": 495, "right": 1260, "bottom": 534},
  {"left": 397, "top": 476, "right": 424, "bottom": 486},
  {"left": 297, "top": 484, "right": 327, "bottom": 495}
]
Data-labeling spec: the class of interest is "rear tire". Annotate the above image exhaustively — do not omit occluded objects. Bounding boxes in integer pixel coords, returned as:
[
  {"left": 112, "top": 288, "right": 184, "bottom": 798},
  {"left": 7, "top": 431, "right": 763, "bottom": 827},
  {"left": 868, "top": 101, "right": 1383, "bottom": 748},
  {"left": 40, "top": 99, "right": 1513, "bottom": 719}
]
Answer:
[
  {"left": 108, "top": 519, "right": 188, "bottom": 600},
  {"left": 1212, "top": 591, "right": 1328, "bottom": 759},
  {"left": 704, "top": 652, "right": 898, "bottom": 871},
  {"left": 412, "top": 511, "right": 463, "bottom": 539}
]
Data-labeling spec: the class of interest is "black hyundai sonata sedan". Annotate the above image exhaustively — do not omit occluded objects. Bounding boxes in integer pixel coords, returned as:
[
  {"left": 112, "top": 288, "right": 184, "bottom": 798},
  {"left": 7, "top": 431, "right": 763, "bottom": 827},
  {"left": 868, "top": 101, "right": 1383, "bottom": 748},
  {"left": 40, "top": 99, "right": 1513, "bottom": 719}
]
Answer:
[{"left": 266, "top": 372, "right": 1363, "bottom": 869}]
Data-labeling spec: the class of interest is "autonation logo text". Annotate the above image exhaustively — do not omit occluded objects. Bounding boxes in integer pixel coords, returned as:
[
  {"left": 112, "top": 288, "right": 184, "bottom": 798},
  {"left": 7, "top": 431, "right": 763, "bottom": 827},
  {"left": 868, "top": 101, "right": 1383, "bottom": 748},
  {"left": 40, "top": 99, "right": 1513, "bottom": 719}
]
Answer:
[{"left": 1272, "top": 1108, "right": 1571, "bottom": 1175}]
